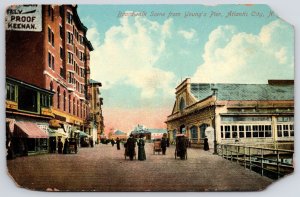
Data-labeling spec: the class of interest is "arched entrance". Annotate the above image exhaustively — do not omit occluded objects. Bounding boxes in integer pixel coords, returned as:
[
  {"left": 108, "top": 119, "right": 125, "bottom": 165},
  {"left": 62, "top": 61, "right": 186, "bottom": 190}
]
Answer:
[
  {"left": 190, "top": 125, "right": 198, "bottom": 143},
  {"left": 199, "top": 124, "right": 209, "bottom": 139}
]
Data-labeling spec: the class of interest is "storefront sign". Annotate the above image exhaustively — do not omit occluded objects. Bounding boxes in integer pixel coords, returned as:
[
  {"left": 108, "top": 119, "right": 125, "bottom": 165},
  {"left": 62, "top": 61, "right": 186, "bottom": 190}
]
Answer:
[
  {"left": 6, "top": 100, "right": 18, "bottom": 110},
  {"left": 6, "top": 5, "right": 42, "bottom": 32},
  {"left": 41, "top": 107, "right": 54, "bottom": 117}
]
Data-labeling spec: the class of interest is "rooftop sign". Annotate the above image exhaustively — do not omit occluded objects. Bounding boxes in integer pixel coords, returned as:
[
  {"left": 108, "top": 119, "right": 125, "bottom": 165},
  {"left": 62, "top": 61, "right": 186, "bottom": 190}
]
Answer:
[{"left": 5, "top": 5, "right": 42, "bottom": 32}]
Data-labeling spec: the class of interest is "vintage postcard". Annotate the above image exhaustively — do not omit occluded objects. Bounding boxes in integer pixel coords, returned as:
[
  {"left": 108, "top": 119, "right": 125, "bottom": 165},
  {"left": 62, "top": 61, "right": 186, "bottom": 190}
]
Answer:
[{"left": 5, "top": 3, "right": 294, "bottom": 192}]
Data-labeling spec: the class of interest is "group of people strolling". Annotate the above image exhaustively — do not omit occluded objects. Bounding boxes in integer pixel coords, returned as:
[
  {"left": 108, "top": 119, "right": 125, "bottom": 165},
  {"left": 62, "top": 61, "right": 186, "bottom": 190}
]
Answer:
[
  {"left": 124, "top": 134, "right": 146, "bottom": 161},
  {"left": 122, "top": 134, "right": 169, "bottom": 161},
  {"left": 111, "top": 134, "right": 209, "bottom": 161},
  {"left": 57, "top": 138, "right": 73, "bottom": 154}
]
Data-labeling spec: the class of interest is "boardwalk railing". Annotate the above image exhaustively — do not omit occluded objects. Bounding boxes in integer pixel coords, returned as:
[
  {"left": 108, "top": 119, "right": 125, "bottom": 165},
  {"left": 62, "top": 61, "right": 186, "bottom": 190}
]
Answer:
[{"left": 217, "top": 144, "right": 294, "bottom": 180}]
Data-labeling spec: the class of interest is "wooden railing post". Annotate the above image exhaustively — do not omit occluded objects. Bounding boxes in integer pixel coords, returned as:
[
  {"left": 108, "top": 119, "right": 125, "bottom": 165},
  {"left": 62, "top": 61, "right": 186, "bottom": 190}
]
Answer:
[
  {"left": 231, "top": 146, "right": 233, "bottom": 162},
  {"left": 226, "top": 145, "right": 228, "bottom": 160},
  {"left": 249, "top": 147, "right": 252, "bottom": 171},
  {"left": 244, "top": 145, "right": 246, "bottom": 169},
  {"left": 236, "top": 146, "right": 239, "bottom": 164},
  {"left": 277, "top": 149, "right": 280, "bottom": 179},
  {"left": 261, "top": 148, "right": 264, "bottom": 176}
]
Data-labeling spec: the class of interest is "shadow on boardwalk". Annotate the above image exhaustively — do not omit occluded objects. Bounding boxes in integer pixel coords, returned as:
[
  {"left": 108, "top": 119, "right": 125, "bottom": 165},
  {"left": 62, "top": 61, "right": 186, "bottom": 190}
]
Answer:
[{"left": 7, "top": 143, "right": 274, "bottom": 192}]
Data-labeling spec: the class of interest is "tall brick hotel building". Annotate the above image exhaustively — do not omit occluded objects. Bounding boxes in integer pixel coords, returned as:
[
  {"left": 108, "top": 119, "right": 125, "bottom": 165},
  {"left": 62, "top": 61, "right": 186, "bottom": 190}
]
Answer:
[{"left": 6, "top": 5, "right": 99, "bottom": 157}]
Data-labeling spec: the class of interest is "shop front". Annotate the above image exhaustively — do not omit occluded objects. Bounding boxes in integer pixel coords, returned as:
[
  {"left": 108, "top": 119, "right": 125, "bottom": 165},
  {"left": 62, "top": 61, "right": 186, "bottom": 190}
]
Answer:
[{"left": 13, "top": 121, "right": 49, "bottom": 156}]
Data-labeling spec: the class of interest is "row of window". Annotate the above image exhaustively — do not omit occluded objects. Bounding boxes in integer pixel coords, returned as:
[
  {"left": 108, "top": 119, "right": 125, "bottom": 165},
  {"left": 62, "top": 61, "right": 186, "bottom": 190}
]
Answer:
[
  {"left": 6, "top": 81, "right": 88, "bottom": 118},
  {"left": 55, "top": 86, "right": 87, "bottom": 118},
  {"left": 40, "top": 94, "right": 52, "bottom": 107},
  {"left": 48, "top": 6, "right": 85, "bottom": 46},
  {"left": 221, "top": 125, "right": 272, "bottom": 139},
  {"left": 220, "top": 124, "right": 294, "bottom": 139},
  {"left": 75, "top": 47, "right": 84, "bottom": 61},
  {"left": 6, "top": 82, "right": 53, "bottom": 113},
  {"left": 221, "top": 116, "right": 294, "bottom": 123},
  {"left": 74, "top": 28, "right": 84, "bottom": 45},
  {"left": 277, "top": 125, "right": 294, "bottom": 137}
]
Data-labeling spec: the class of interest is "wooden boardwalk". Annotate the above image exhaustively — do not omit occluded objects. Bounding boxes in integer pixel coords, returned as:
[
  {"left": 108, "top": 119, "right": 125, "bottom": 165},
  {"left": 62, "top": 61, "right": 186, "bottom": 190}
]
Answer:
[{"left": 7, "top": 143, "right": 273, "bottom": 192}]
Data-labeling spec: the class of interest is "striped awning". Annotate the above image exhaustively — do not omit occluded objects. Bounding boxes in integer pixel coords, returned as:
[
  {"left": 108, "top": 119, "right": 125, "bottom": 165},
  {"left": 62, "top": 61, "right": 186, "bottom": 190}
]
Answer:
[{"left": 15, "top": 121, "right": 48, "bottom": 138}]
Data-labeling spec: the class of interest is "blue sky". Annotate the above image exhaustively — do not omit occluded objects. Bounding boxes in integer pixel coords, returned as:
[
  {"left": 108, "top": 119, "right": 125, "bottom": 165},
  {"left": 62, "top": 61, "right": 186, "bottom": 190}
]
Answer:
[{"left": 77, "top": 4, "right": 294, "bottom": 132}]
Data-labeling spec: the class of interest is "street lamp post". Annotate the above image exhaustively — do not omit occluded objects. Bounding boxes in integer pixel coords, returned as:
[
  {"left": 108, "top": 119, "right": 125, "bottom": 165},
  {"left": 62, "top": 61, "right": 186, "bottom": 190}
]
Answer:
[{"left": 211, "top": 87, "right": 218, "bottom": 155}]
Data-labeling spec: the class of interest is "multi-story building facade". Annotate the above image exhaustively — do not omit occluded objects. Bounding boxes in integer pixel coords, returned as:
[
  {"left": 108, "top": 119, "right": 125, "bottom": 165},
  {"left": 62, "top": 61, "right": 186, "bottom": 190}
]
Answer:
[
  {"left": 166, "top": 78, "right": 294, "bottom": 152},
  {"left": 6, "top": 5, "right": 94, "bottom": 154},
  {"left": 89, "top": 79, "right": 104, "bottom": 143}
]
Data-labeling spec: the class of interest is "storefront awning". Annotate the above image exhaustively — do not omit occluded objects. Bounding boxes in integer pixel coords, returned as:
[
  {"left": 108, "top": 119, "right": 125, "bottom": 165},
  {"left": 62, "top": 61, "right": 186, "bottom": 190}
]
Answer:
[
  {"left": 15, "top": 121, "right": 48, "bottom": 138},
  {"left": 79, "top": 131, "right": 90, "bottom": 138}
]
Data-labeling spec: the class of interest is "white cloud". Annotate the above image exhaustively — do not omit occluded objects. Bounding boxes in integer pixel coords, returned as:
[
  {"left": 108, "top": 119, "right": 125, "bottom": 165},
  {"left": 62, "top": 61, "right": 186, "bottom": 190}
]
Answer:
[
  {"left": 87, "top": 14, "right": 175, "bottom": 99},
  {"left": 192, "top": 19, "right": 294, "bottom": 84},
  {"left": 86, "top": 27, "right": 101, "bottom": 47},
  {"left": 178, "top": 28, "right": 196, "bottom": 40}
]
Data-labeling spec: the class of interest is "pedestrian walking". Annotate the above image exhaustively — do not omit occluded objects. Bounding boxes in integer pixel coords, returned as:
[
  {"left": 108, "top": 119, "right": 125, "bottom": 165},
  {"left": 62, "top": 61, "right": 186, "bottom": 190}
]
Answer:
[
  {"left": 204, "top": 136, "right": 209, "bottom": 151},
  {"left": 177, "top": 135, "right": 187, "bottom": 160},
  {"left": 58, "top": 138, "right": 63, "bottom": 154},
  {"left": 137, "top": 135, "right": 146, "bottom": 161},
  {"left": 63, "top": 138, "right": 69, "bottom": 154},
  {"left": 111, "top": 139, "right": 115, "bottom": 147},
  {"left": 126, "top": 134, "right": 136, "bottom": 160},
  {"left": 161, "top": 137, "right": 168, "bottom": 155},
  {"left": 116, "top": 137, "right": 121, "bottom": 150}
]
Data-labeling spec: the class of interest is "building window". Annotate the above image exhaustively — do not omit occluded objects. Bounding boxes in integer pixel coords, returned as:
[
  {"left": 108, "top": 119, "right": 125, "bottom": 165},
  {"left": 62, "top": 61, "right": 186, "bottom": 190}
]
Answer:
[
  {"left": 190, "top": 126, "right": 197, "bottom": 141},
  {"left": 67, "top": 12, "right": 73, "bottom": 24},
  {"left": 73, "top": 98, "right": 76, "bottom": 115},
  {"left": 224, "top": 126, "right": 230, "bottom": 138},
  {"left": 60, "top": 25, "right": 63, "bottom": 39},
  {"left": 60, "top": 47, "right": 64, "bottom": 59},
  {"left": 77, "top": 100, "right": 79, "bottom": 117},
  {"left": 253, "top": 125, "right": 258, "bottom": 137},
  {"left": 48, "top": 52, "right": 54, "bottom": 70},
  {"left": 67, "top": 32, "right": 73, "bottom": 44},
  {"left": 48, "top": 27, "right": 54, "bottom": 46},
  {"left": 290, "top": 125, "right": 294, "bottom": 136},
  {"left": 40, "top": 94, "right": 50, "bottom": 108},
  {"left": 59, "top": 6, "right": 64, "bottom": 18},
  {"left": 232, "top": 125, "right": 237, "bottom": 138},
  {"left": 51, "top": 31, "right": 54, "bottom": 46},
  {"left": 48, "top": 27, "right": 51, "bottom": 43},
  {"left": 48, "top": 6, "right": 54, "bottom": 21},
  {"left": 277, "top": 125, "right": 282, "bottom": 137},
  {"left": 63, "top": 91, "right": 66, "bottom": 111},
  {"left": 239, "top": 125, "right": 244, "bottom": 138},
  {"left": 18, "top": 86, "right": 38, "bottom": 113},
  {"left": 68, "top": 72, "right": 72, "bottom": 84},
  {"left": 67, "top": 52, "right": 73, "bottom": 64},
  {"left": 80, "top": 52, "right": 83, "bottom": 61},
  {"left": 50, "top": 81, "right": 53, "bottom": 91},
  {"left": 57, "top": 86, "right": 60, "bottom": 109},
  {"left": 265, "top": 125, "right": 272, "bottom": 137},
  {"left": 80, "top": 101, "right": 83, "bottom": 118},
  {"left": 6, "top": 83, "right": 16, "bottom": 101},
  {"left": 69, "top": 94, "right": 71, "bottom": 113}
]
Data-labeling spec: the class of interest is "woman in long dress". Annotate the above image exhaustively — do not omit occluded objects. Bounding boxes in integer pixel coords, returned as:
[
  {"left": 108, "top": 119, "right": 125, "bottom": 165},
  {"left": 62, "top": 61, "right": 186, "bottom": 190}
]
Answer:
[{"left": 137, "top": 136, "right": 146, "bottom": 161}]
